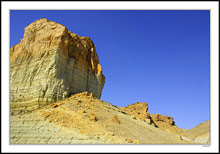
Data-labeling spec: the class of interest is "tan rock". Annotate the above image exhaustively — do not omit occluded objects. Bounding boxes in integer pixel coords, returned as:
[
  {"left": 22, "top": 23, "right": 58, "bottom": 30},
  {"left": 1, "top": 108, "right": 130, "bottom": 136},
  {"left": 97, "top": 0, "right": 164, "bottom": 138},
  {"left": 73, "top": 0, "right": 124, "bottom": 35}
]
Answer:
[
  {"left": 125, "top": 138, "right": 132, "bottom": 143},
  {"left": 112, "top": 115, "right": 120, "bottom": 124},
  {"left": 132, "top": 115, "right": 137, "bottom": 120},
  {"left": 150, "top": 114, "right": 184, "bottom": 135},
  {"left": 90, "top": 113, "right": 98, "bottom": 122},
  {"left": 134, "top": 139, "right": 140, "bottom": 144},
  {"left": 109, "top": 132, "right": 114, "bottom": 136},
  {"left": 151, "top": 114, "right": 174, "bottom": 125},
  {"left": 119, "top": 102, "right": 154, "bottom": 124},
  {"left": 51, "top": 102, "right": 62, "bottom": 108},
  {"left": 176, "top": 135, "right": 183, "bottom": 140},
  {"left": 10, "top": 18, "right": 105, "bottom": 114}
]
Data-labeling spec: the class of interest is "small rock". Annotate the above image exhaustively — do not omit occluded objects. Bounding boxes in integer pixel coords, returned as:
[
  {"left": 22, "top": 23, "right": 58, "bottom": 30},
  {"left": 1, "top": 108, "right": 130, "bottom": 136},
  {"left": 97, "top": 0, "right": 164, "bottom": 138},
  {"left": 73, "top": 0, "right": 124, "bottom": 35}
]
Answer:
[
  {"left": 89, "top": 93, "right": 94, "bottom": 98},
  {"left": 51, "top": 103, "right": 62, "bottom": 108},
  {"left": 125, "top": 138, "right": 132, "bottom": 143},
  {"left": 178, "top": 135, "right": 183, "bottom": 140},
  {"left": 44, "top": 112, "right": 51, "bottom": 118},
  {"left": 90, "top": 113, "right": 98, "bottom": 122},
  {"left": 132, "top": 115, "right": 137, "bottom": 120},
  {"left": 112, "top": 115, "right": 120, "bottom": 124},
  {"left": 145, "top": 119, "right": 151, "bottom": 124},
  {"left": 134, "top": 139, "right": 139, "bottom": 144},
  {"left": 79, "top": 130, "right": 84, "bottom": 134}
]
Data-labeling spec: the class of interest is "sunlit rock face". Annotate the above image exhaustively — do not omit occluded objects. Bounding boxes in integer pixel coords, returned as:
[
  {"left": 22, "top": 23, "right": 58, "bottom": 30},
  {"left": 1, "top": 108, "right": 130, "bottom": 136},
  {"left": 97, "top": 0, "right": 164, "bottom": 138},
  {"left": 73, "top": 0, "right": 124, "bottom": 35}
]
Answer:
[
  {"left": 10, "top": 18, "right": 105, "bottom": 114},
  {"left": 119, "top": 102, "right": 155, "bottom": 125}
]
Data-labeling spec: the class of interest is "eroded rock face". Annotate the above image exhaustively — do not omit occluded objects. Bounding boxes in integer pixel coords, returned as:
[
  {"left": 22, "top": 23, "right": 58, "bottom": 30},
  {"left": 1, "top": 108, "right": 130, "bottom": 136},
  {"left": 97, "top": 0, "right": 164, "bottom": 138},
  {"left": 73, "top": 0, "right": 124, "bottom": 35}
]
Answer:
[
  {"left": 10, "top": 18, "right": 105, "bottom": 114},
  {"left": 150, "top": 114, "right": 184, "bottom": 135},
  {"left": 151, "top": 114, "right": 175, "bottom": 125},
  {"left": 119, "top": 102, "right": 154, "bottom": 125}
]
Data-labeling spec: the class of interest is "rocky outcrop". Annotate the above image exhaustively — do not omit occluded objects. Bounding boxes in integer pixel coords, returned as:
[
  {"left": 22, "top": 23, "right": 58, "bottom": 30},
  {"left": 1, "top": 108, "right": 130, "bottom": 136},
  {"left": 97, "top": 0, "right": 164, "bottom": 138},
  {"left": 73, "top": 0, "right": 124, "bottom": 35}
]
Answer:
[
  {"left": 119, "top": 102, "right": 155, "bottom": 125},
  {"left": 151, "top": 114, "right": 175, "bottom": 125},
  {"left": 10, "top": 18, "right": 105, "bottom": 114},
  {"left": 150, "top": 114, "right": 184, "bottom": 135}
]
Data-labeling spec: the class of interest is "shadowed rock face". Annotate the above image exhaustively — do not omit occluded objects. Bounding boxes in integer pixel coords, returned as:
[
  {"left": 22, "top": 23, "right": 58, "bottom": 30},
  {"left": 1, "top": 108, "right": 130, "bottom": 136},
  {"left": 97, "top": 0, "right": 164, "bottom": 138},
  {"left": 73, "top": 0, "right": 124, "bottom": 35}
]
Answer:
[{"left": 10, "top": 18, "right": 105, "bottom": 114}]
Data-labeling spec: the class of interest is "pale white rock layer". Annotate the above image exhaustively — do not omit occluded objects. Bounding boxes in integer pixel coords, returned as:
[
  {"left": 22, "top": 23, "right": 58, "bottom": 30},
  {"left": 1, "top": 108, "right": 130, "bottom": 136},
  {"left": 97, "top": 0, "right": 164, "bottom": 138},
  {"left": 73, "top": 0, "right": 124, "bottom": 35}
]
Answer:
[{"left": 10, "top": 18, "right": 105, "bottom": 114}]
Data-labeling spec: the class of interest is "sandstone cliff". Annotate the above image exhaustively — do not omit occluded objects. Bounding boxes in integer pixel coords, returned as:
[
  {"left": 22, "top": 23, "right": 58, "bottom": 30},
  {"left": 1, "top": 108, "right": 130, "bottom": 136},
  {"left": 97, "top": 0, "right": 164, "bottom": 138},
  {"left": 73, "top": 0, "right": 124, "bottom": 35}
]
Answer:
[{"left": 10, "top": 18, "right": 105, "bottom": 114}]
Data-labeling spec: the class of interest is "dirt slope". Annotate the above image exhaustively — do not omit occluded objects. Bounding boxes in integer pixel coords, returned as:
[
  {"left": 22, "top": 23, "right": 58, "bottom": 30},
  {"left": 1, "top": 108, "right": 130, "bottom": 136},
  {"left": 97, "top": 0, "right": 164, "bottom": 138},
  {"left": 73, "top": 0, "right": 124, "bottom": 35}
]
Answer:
[
  {"left": 183, "top": 120, "right": 210, "bottom": 144},
  {"left": 10, "top": 92, "right": 194, "bottom": 144},
  {"left": 119, "top": 103, "right": 185, "bottom": 136}
]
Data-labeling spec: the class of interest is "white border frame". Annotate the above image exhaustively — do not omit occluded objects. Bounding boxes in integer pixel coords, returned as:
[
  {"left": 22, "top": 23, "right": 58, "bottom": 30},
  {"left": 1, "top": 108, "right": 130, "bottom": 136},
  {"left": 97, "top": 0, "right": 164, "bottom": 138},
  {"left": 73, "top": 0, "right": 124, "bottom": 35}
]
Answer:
[{"left": 1, "top": 1, "right": 219, "bottom": 153}]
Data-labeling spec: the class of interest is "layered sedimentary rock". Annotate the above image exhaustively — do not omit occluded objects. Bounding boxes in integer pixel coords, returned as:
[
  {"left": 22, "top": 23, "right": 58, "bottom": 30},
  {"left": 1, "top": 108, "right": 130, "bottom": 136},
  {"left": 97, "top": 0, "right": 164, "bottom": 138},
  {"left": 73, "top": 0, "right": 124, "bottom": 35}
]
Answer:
[{"left": 10, "top": 18, "right": 105, "bottom": 114}]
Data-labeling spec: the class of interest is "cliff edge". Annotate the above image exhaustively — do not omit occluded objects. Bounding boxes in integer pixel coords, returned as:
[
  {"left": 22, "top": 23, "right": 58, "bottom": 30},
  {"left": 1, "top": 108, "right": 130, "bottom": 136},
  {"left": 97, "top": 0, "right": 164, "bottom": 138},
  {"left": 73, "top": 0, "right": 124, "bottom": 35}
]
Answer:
[{"left": 10, "top": 18, "right": 105, "bottom": 114}]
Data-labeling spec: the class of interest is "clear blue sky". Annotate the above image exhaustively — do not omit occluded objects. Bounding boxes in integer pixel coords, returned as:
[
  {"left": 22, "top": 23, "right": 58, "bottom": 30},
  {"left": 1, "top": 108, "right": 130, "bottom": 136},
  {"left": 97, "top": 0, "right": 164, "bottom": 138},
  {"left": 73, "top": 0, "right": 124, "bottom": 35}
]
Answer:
[{"left": 10, "top": 10, "right": 210, "bottom": 129}]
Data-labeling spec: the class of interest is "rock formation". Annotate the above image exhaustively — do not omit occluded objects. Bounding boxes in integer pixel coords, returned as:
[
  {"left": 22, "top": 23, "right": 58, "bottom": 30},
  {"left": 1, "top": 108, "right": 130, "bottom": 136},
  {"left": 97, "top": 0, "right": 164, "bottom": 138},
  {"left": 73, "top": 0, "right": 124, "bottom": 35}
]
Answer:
[
  {"left": 10, "top": 18, "right": 105, "bottom": 114},
  {"left": 119, "top": 102, "right": 155, "bottom": 125},
  {"left": 150, "top": 114, "right": 184, "bottom": 135},
  {"left": 151, "top": 114, "right": 175, "bottom": 125}
]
